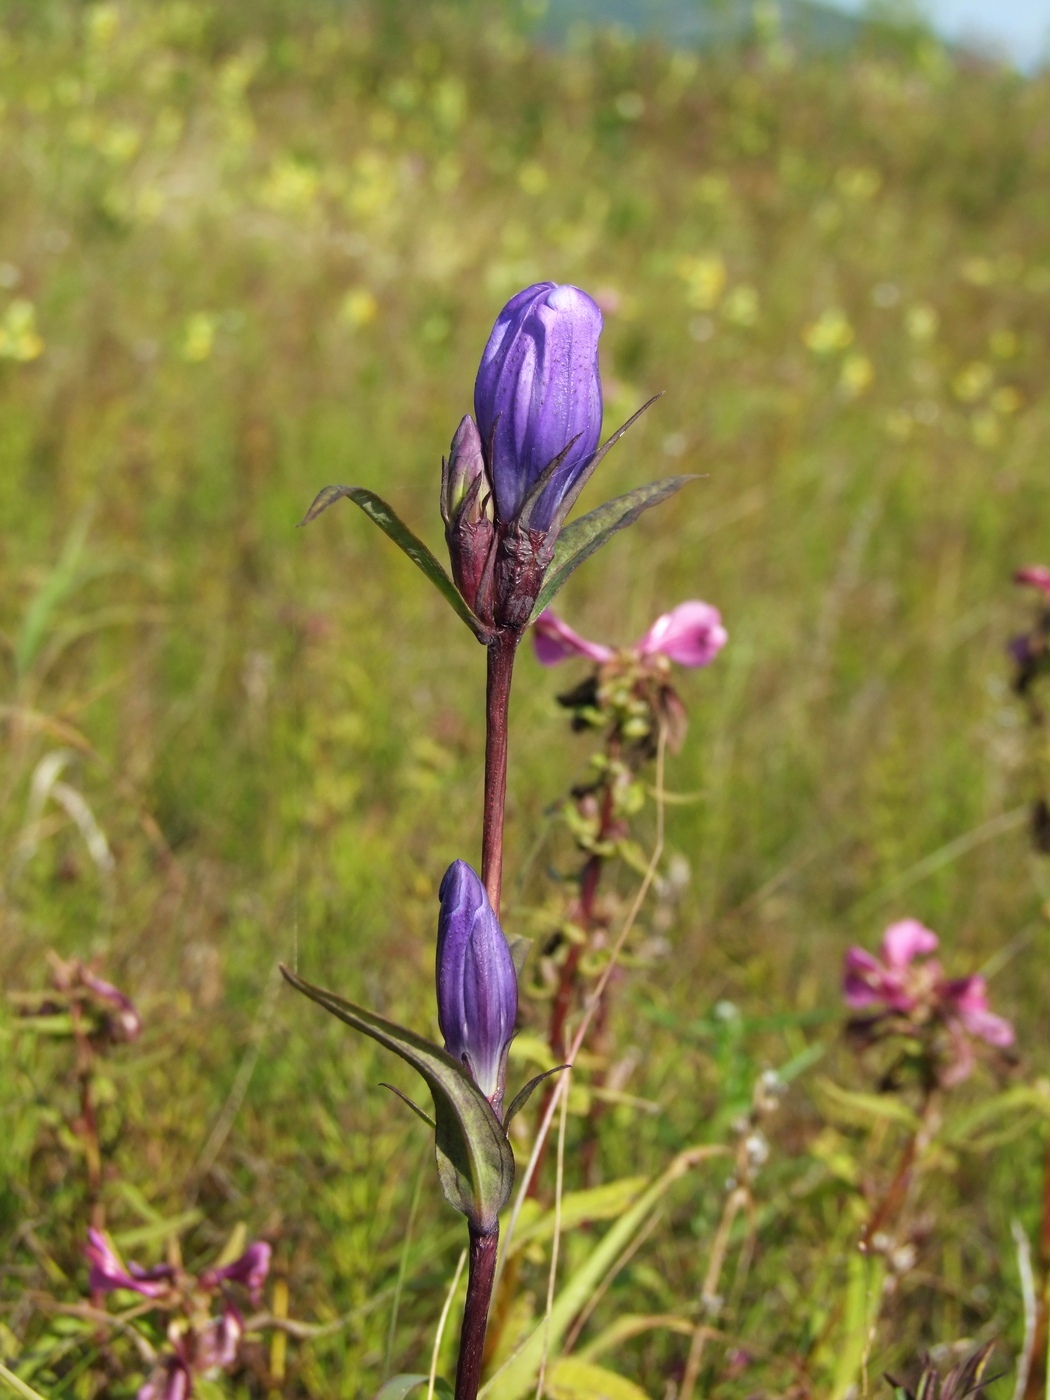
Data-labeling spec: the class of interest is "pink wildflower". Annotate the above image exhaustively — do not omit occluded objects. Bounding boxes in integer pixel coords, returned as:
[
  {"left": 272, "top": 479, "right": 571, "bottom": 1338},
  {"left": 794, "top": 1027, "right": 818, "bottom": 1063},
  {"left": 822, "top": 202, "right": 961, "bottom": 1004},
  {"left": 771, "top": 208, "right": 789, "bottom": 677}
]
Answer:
[
  {"left": 199, "top": 1241, "right": 272, "bottom": 1306},
  {"left": 1015, "top": 565, "right": 1050, "bottom": 598},
  {"left": 86, "top": 1229, "right": 175, "bottom": 1299},
  {"left": 533, "top": 600, "right": 727, "bottom": 669},
  {"left": 843, "top": 920, "right": 1014, "bottom": 1085}
]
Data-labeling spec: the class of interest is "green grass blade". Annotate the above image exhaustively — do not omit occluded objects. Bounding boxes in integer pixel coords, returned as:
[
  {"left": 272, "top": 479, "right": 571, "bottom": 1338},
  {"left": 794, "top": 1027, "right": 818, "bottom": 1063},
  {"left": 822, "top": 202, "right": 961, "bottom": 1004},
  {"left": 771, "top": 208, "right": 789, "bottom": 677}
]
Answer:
[{"left": 480, "top": 1148, "right": 708, "bottom": 1398}]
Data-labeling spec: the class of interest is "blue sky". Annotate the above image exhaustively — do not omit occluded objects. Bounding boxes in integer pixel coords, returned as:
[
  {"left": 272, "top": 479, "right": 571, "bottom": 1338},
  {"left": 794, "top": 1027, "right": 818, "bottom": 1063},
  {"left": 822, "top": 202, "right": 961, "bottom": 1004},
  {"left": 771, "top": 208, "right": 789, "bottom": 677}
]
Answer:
[{"left": 829, "top": 0, "right": 1050, "bottom": 67}]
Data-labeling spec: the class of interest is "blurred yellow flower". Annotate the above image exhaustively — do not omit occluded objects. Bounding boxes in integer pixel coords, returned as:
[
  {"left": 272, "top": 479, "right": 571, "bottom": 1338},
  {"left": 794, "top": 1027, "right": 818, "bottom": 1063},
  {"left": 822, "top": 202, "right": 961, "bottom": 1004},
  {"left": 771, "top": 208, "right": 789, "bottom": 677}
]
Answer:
[
  {"left": 722, "top": 285, "right": 759, "bottom": 326},
  {"left": 951, "top": 361, "right": 992, "bottom": 403},
  {"left": 989, "top": 329, "right": 1019, "bottom": 359},
  {"left": 87, "top": 4, "right": 120, "bottom": 48},
  {"left": 840, "top": 353, "right": 874, "bottom": 396},
  {"left": 676, "top": 253, "right": 726, "bottom": 311},
  {"left": 0, "top": 300, "right": 44, "bottom": 361},
  {"left": 180, "top": 312, "right": 216, "bottom": 363},
  {"left": 835, "top": 165, "right": 881, "bottom": 200},
  {"left": 341, "top": 288, "right": 378, "bottom": 327},
  {"left": 905, "top": 303, "right": 938, "bottom": 342},
  {"left": 971, "top": 410, "right": 1000, "bottom": 448},
  {"left": 959, "top": 256, "right": 995, "bottom": 287},
  {"left": 803, "top": 308, "right": 853, "bottom": 354},
  {"left": 261, "top": 158, "right": 320, "bottom": 213},
  {"left": 518, "top": 162, "right": 548, "bottom": 196}
]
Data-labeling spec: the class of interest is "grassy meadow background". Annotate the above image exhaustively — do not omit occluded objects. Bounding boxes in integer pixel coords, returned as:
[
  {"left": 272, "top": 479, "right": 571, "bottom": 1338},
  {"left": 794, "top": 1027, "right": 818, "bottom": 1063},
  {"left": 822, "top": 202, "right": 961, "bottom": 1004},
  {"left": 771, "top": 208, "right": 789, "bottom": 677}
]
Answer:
[{"left": 1, "top": 0, "right": 1049, "bottom": 1394}]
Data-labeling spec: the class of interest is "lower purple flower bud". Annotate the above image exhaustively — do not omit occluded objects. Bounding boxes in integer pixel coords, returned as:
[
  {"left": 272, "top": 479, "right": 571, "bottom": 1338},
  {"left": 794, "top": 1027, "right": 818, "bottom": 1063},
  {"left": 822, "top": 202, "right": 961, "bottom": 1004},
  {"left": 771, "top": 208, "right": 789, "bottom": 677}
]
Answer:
[{"left": 436, "top": 860, "right": 517, "bottom": 1112}]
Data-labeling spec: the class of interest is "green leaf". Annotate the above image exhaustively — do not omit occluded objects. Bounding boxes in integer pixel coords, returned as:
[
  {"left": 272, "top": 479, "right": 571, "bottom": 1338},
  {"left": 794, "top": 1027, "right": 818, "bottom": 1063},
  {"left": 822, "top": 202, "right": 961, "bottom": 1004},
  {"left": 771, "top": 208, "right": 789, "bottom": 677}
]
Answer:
[
  {"left": 529, "top": 476, "right": 696, "bottom": 623},
  {"left": 280, "top": 966, "right": 514, "bottom": 1232},
  {"left": 545, "top": 1358, "right": 651, "bottom": 1400},
  {"left": 503, "top": 1066, "right": 568, "bottom": 1128},
  {"left": 382, "top": 1082, "right": 437, "bottom": 1131},
  {"left": 547, "top": 395, "right": 664, "bottom": 531},
  {"left": 814, "top": 1077, "right": 922, "bottom": 1131},
  {"left": 481, "top": 1148, "right": 710, "bottom": 1398},
  {"left": 299, "top": 485, "right": 488, "bottom": 642},
  {"left": 505, "top": 1175, "right": 649, "bottom": 1258},
  {"left": 373, "top": 1376, "right": 455, "bottom": 1400}
]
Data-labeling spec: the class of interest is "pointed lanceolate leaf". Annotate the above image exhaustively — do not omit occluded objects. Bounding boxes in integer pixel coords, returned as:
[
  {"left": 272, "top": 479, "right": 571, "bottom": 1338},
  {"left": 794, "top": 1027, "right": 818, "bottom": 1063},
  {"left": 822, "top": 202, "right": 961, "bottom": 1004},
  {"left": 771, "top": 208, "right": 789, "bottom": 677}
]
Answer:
[
  {"left": 380, "top": 1083, "right": 437, "bottom": 1131},
  {"left": 503, "top": 1066, "right": 568, "bottom": 1128},
  {"left": 528, "top": 476, "right": 697, "bottom": 623},
  {"left": 546, "top": 394, "right": 664, "bottom": 534},
  {"left": 299, "top": 485, "right": 489, "bottom": 642},
  {"left": 280, "top": 966, "right": 514, "bottom": 1232}
]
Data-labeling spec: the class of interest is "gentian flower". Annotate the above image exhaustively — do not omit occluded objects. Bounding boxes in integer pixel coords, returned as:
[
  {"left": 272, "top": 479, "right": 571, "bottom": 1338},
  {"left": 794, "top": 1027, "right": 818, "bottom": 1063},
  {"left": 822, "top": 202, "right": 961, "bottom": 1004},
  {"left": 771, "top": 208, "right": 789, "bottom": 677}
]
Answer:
[
  {"left": 436, "top": 860, "right": 517, "bottom": 1114},
  {"left": 474, "top": 282, "right": 603, "bottom": 531},
  {"left": 533, "top": 601, "right": 727, "bottom": 670},
  {"left": 441, "top": 283, "right": 612, "bottom": 632},
  {"left": 843, "top": 920, "right": 1014, "bottom": 1085}
]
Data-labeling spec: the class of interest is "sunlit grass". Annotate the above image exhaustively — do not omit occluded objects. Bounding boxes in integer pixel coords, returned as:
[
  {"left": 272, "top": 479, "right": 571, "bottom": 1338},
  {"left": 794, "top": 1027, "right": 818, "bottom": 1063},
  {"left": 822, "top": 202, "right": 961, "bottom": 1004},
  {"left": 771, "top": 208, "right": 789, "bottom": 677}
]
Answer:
[{"left": 1, "top": 0, "right": 1048, "bottom": 1394}]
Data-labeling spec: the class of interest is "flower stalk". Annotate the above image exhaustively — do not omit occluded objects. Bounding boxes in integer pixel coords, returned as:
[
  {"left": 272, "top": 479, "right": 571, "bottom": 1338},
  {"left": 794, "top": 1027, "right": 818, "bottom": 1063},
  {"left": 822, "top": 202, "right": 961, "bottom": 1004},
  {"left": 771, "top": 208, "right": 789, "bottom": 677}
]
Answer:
[
  {"left": 481, "top": 630, "right": 520, "bottom": 919},
  {"left": 454, "top": 1227, "right": 500, "bottom": 1400}
]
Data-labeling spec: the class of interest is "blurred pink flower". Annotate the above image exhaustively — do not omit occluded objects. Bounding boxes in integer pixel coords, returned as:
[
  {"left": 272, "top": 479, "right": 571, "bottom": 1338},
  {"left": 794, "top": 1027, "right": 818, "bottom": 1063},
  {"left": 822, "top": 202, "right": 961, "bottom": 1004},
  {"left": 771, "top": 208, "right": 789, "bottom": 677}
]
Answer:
[
  {"left": 139, "top": 1359, "right": 190, "bottom": 1400},
  {"left": 533, "top": 601, "right": 727, "bottom": 669},
  {"left": 86, "top": 1229, "right": 175, "bottom": 1299},
  {"left": 199, "top": 1241, "right": 271, "bottom": 1306},
  {"left": 80, "top": 970, "right": 142, "bottom": 1041},
  {"left": 843, "top": 920, "right": 1014, "bottom": 1084},
  {"left": 1015, "top": 565, "right": 1050, "bottom": 598},
  {"left": 533, "top": 612, "right": 613, "bottom": 665}
]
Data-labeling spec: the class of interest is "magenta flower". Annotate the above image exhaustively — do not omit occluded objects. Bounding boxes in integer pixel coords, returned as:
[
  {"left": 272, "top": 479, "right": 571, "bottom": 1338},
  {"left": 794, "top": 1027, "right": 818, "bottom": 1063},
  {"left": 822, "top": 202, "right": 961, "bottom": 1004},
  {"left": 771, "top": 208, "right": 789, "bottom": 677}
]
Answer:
[
  {"left": 86, "top": 1229, "right": 175, "bottom": 1299},
  {"left": 843, "top": 920, "right": 941, "bottom": 1014},
  {"left": 139, "top": 1360, "right": 191, "bottom": 1400},
  {"left": 843, "top": 920, "right": 1014, "bottom": 1084},
  {"left": 80, "top": 970, "right": 142, "bottom": 1041},
  {"left": 1015, "top": 565, "right": 1050, "bottom": 598},
  {"left": 533, "top": 601, "right": 727, "bottom": 670},
  {"left": 199, "top": 1241, "right": 271, "bottom": 1306}
]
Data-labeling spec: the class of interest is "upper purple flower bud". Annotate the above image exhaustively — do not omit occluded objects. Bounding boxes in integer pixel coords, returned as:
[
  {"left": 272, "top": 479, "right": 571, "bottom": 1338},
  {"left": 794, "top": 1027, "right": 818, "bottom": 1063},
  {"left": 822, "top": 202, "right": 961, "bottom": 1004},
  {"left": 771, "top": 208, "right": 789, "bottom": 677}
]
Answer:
[
  {"left": 436, "top": 860, "right": 517, "bottom": 1112},
  {"left": 474, "top": 282, "right": 604, "bottom": 531}
]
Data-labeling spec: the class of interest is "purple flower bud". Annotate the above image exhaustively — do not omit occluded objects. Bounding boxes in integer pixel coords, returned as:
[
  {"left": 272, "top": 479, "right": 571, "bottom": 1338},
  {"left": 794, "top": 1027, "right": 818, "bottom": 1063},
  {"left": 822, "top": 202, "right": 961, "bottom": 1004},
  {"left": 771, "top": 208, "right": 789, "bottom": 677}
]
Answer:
[
  {"left": 436, "top": 860, "right": 517, "bottom": 1113},
  {"left": 441, "top": 415, "right": 496, "bottom": 621},
  {"left": 474, "top": 282, "right": 603, "bottom": 531},
  {"left": 442, "top": 415, "right": 490, "bottom": 525}
]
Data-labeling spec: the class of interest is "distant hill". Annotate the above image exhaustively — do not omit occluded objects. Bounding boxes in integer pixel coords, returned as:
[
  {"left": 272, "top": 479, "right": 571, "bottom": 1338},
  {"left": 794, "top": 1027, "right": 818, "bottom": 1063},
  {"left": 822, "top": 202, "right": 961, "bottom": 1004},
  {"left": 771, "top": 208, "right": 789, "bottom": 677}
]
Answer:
[{"left": 530, "top": 0, "right": 907, "bottom": 56}]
